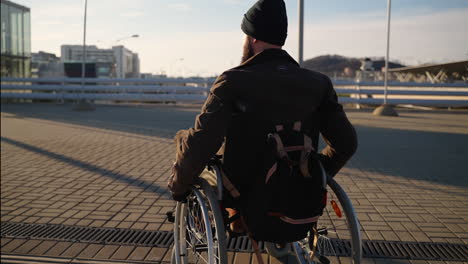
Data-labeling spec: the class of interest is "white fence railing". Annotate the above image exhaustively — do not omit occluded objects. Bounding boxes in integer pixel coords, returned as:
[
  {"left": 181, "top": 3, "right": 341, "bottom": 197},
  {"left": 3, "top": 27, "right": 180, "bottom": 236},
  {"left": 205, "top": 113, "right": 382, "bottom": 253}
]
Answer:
[{"left": 1, "top": 77, "right": 468, "bottom": 107}]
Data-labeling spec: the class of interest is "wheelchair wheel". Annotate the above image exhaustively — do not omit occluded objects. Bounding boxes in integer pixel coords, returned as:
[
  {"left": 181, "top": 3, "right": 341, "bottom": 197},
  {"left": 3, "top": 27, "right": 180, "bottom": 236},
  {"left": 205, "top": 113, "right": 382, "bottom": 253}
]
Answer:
[
  {"left": 292, "top": 178, "right": 362, "bottom": 264},
  {"left": 264, "top": 242, "right": 291, "bottom": 258},
  {"left": 172, "top": 177, "right": 228, "bottom": 264}
]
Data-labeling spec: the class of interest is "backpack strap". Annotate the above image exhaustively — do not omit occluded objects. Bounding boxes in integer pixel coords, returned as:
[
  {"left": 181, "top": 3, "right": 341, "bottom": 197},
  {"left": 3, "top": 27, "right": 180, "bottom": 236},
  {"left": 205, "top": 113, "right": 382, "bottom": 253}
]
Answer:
[
  {"left": 271, "top": 133, "right": 288, "bottom": 160},
  {"left": 300, "top": 134, "right": 314, "bottom": 178},
  {"left": 272, "top": 121, "right": 315, "bottom": 175},
  {"left": 221, "top": 173, "right": 262, "bottom": 264},
  {"left": 221, "top": 170, "right": 241, "bottom": 198},
  {"left": 265, "top": 162, "right": 278, "bottom": 183},
  {"left": 240, "top": 215, "right": 265, "bottom": 264}
]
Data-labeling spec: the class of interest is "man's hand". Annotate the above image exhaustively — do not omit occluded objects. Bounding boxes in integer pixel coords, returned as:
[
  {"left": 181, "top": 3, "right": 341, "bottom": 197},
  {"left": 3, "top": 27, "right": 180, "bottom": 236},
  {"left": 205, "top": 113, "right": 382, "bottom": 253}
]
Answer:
[
  {"left": 170, "top": 189, "right": 191, "bottom": 203},
  {"left": 168, "top": 162, "right": 192, "bottom": 203},
  {"left": 168, "top": 179, "right": 191, "bottom": 202}
]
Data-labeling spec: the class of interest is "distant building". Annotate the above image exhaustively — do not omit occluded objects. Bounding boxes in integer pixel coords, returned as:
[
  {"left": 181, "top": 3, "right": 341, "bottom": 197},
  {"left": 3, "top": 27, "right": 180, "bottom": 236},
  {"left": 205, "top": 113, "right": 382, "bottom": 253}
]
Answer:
[
  {"left": 131, "top": 53, "right": 140, "bottom": 78},
  {"left": 31, "top": 51, "right": 63, "bottom": 78},
  {"left": 0, "top": 0, "right": 31, "bottom": 78},
  {"left": 61, "top": 45, "right": 114, "bottom": 63},
  {"left": 360, "top": 58, "right": 375, "bottom": 72},
  {"left": 112, "top": 45, "right": 140, "bottom": 78},
  {"left": 32, "top": 51, "right": 59, "bottom": 63},
  {"left": 140, "top": 73, "right": 167, "bottom": 79},
  {"left": 62, "top": 62, "right": 114, "bottom": 78},
  {"left": 60, "top": 44, "right": 140, "bottom": 78},
  {"left": 389, "top": 60, "right": 468, "bottom": 83}
]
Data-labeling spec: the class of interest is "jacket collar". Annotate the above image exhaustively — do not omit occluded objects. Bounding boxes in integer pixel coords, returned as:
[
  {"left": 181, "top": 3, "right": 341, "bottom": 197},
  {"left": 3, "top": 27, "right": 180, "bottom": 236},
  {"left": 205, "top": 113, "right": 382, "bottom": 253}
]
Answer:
[{"left": 238, "top": 48, "right": 299, "bottom": 68}]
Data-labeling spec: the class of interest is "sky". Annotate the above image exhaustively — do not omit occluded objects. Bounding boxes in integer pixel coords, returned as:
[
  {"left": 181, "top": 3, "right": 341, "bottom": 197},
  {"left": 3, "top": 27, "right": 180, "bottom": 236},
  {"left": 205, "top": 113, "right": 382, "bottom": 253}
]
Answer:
[{"left": 15, "top": 0, "right": 468, "bottom": 77}]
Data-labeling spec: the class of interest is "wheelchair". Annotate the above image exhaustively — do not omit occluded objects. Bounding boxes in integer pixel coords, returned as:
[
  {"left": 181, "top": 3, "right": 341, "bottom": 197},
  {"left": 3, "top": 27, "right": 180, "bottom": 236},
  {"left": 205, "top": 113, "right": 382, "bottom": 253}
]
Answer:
[{"left": 171, "top": 161, "right": 362, "bottom": 264}]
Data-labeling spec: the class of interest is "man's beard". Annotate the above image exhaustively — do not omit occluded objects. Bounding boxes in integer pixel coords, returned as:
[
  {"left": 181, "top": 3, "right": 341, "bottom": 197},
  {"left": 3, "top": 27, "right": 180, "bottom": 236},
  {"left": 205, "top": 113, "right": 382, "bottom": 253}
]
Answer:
[{"left": 241, "top": 39, "right": 255, "bottom": 63}]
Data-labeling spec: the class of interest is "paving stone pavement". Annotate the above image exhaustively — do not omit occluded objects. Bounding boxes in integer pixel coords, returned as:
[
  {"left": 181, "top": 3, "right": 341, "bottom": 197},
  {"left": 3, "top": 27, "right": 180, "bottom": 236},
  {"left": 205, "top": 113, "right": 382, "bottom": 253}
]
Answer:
[{"left": 1, "top": 103, "right": 467, "bottom": 264}]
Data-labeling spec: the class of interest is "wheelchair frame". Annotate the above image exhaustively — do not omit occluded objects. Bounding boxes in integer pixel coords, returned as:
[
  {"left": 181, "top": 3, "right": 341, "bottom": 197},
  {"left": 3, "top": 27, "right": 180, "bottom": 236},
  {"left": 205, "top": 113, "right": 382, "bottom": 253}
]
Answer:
[{"left": 171, "top": 163, "right": 362, "bottom": 264}]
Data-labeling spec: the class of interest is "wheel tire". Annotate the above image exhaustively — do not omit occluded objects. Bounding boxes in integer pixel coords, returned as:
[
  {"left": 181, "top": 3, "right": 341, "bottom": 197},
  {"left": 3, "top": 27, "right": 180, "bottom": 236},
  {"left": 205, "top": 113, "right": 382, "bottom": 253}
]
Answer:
[
  {"left": 172, "top": 202, "right": 186, "bottom": 264},
  {"left": 328, "top": 178, "right": 362, "bottom": 264},
  {"left": 199, "top": 176, "right": 228, "bottom": 263},
  {"left": 265, "top": 242, "right": 291, "bottom": 258},
  {"left": 170, "top": 246, "right": 176, "bottom": 264},
  {"left": 291, "top": 179, "right": 362, "bottom": 264}
]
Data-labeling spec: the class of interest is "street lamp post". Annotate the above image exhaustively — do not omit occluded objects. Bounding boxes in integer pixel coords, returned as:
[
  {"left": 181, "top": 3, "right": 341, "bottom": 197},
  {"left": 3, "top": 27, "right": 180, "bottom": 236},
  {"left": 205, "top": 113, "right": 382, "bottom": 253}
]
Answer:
[
  {"left": 298, "top": 0, "right": 304, "bottom": 66},
  {"left": 384, "top": 0, "right": 391, "bottom": 105},
  {"left": 372, "top": 0, "right": 398, "bottom": 116},
  {"left": 81, "top": 0, "right": 88, "bottom": 88},
  {"left": 73, "top": 0, "right": 95, "bottom": 111}
]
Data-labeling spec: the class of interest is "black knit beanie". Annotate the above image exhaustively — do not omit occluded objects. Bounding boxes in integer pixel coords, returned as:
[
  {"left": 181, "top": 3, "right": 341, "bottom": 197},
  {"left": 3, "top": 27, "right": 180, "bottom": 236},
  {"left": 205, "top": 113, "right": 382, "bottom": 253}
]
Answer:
[{"left": 241, "top": 0, "right": 288, "bottom": 46}]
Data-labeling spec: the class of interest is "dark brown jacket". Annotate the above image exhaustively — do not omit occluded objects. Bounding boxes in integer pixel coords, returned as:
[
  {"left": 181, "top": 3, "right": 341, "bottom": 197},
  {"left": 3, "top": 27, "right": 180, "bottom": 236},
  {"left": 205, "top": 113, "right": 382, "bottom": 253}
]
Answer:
[{"left": 168, "top": 49, "right": 357, "bottom": 197}]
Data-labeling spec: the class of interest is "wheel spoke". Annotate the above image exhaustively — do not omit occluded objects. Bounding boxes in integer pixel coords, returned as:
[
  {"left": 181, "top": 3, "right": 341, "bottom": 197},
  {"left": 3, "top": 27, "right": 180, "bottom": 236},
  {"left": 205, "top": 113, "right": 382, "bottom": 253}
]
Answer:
[
  {"left": 172, "top": 173, "right": 228, "bottom": 264},
  {"left": 291, "top": 180, "right": 361, "bottom": 264}
]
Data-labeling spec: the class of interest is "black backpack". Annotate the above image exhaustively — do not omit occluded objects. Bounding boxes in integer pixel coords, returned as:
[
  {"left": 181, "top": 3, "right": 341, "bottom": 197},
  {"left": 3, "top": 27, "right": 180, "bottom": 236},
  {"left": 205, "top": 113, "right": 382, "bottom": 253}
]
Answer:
[{"left": 240, "top": 121, "right": 328, "bottom": 243}]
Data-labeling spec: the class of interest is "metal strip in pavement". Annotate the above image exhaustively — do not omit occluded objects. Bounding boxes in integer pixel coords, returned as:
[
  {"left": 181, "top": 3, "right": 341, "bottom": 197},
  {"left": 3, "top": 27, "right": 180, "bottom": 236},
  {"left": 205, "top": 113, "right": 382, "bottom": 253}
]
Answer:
[
  {"left": 0, "top": 254, "right": 159, "bottom": 264},
  {"left": 1, "top": 222, "right": 467, "bottom": 261},
  {"left": 1, "top": 222, "right": 173, "bottom": 248}
]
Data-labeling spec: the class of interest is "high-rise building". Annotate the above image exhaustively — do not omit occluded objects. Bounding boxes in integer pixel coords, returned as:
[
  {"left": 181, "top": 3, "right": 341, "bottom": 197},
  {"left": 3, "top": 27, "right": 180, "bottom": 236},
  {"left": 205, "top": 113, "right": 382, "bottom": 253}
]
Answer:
[
  {"left": 112, "top": 45, "right": 140, "bottom": 78},
  {"left": 60, "top": 44, "right": 140, "bottom": 78},
  {"left": 0, "top": 0, "right": 31, "bottom": 78},
  {"left": 60, "top": 45, "right": 115, "bottom": 63},
  {"left": 131, "top": 53, "right": 140, "bottom": 78}
]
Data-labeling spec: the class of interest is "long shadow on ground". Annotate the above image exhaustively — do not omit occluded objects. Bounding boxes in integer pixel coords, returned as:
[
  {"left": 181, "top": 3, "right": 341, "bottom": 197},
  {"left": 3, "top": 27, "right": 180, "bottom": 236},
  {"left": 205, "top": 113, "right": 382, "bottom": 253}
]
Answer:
[
  {"left": 0, "top": 136, "right": 171, "bottom": 199},
  {"left": 1, "top": 103, "right": 200, "bottom": 139},
  {"left": 3, "top": 103, "right": 468, "bottom": 188}
]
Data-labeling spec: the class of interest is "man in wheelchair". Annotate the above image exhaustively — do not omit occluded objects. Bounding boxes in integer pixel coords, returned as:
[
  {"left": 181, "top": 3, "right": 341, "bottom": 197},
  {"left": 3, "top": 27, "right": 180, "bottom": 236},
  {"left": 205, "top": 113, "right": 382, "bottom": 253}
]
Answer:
[{"left": 168, "top": 0, "right": 357, "bottom": 256}]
